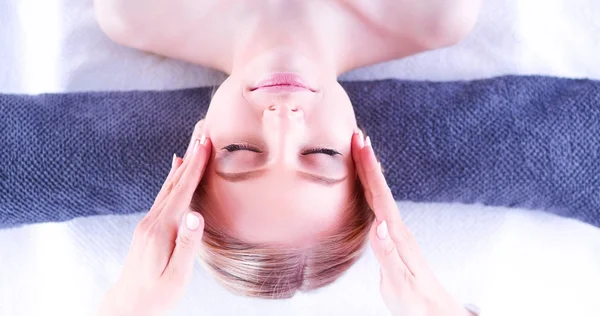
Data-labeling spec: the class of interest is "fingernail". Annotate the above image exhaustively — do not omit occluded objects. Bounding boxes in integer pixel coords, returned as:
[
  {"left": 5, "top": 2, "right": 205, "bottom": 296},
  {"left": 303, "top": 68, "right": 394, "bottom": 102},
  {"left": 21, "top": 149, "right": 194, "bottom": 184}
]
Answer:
[
  {"left": 193, "top": 139, "right": 201, "bottom": 155},
  {"left": 185, "top": 213, "right": 200, "bottom": 231},
  {"left": 377, "top": 221, "right": 388, "bottom": 240},
  {"left": 356, "top": 131, "right": 365, "bottom": 148},
  {"left": 172, "top": 153, "right": 177, "bottom": 168},
  {"left": 365, "top": 136, "right": 372, "bottom": 147},
  {"left": 193, "top": 135, "right": 207, "bottom": 155},
  {"left": 378, "top": 161, "right": 382, "bottom": 173}
]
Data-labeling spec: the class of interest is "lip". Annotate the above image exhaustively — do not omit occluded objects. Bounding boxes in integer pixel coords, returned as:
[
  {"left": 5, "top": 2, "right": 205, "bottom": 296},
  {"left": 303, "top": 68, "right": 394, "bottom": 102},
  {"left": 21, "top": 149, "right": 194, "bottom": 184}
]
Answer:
[{"left": 251, "top": 73, "right": 316, "bottom": 92}]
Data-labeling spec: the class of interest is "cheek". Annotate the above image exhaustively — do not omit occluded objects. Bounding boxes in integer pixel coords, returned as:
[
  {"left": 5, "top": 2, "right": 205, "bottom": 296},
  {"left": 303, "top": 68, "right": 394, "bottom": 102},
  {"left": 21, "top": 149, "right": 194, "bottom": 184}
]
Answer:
[
  {"left": 204, "top": 82, "right": 255, "bottom": 138},
  {"left": 326, "top": 84, "right": 356, "bottom": 127},
  {"left": 205, "top": 85, "right": 234, "bottom": 125},
  {"left": 315, "top": 96, "right": 357, "bottom": 143}
]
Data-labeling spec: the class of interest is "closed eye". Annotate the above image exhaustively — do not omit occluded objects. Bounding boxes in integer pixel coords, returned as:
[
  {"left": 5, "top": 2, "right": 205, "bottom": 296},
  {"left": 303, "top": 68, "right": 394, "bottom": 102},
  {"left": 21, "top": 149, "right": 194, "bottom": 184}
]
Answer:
[
  {"left": 302, "top": 148, "right": 341, "bottom": 156},
  {"left": 223, "top": 144, "right": 340, "bottom": 156},
  {"left": 222, "top": 143, "right": 262, "bottom": 153}
]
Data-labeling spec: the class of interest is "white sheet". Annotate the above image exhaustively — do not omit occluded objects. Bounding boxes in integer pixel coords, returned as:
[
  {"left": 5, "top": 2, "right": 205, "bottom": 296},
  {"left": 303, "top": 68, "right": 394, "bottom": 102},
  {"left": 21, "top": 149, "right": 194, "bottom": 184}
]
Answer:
[
  {"left": 1, "top": 204, "right": 599, "bottom": 316},
  {"left": 2, "top": 0, "right": 600, "bottom": 94},
  {"left": 1, "top": 0, "right": 600, "bottom": 315}
]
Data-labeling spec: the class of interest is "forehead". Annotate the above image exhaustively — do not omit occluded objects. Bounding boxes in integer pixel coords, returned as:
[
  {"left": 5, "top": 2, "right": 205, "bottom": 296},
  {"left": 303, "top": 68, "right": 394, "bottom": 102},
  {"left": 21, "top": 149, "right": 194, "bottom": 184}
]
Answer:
[{"left": 205, "top": 172, "right": 354, "bottom": 245}]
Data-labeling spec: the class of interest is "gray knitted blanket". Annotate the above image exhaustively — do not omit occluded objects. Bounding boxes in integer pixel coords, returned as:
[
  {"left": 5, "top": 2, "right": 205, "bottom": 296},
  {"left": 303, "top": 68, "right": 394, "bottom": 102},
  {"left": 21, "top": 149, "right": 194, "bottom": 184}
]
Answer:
[{"left": 1, "top": 76, "right": 598, "bottom": 228}]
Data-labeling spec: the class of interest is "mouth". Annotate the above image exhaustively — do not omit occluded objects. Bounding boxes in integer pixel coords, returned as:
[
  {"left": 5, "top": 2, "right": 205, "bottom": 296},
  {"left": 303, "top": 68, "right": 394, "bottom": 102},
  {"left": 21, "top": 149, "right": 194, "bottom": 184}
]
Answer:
[{"left": 251, "top": 73, "right": 317, "bottom": 93}]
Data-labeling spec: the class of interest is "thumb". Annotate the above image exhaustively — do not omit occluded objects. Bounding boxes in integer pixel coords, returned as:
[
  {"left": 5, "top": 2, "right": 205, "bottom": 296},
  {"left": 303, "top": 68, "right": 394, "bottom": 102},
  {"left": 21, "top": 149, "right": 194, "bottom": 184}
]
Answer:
[{"left": 165, "top": 212, "right": 205, "bottom": 282}]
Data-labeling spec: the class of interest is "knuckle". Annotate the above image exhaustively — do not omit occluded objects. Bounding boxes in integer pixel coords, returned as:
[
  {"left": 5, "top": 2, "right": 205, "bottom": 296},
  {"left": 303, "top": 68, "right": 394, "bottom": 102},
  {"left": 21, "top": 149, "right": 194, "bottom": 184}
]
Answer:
[
  {"left": 371, "top": 189, "right": 384, "bottom": 200},
  {"left": 135, "top": 218, "right": 152, "bottom": 235},
  {"left": 402, "top": 267, "right": 414, "bottom": 283},
  {"left": 371, "top": 186, "right": 390, "bottom": 200},
  {"left": 164, "top": 180, "right": 174, "bottom": 192},
  {"left": 144, "top": 224, "right": 161, "bottom": 241},
  {"left": 382, "top": 242, "right": 397, "bottom": 258},
  {"left": 133, "top": 220, "right": 162, "bottom": 244},
  {"left": 177, "top": 234, "right": 195, "bottom": 249},
  {"left": 165, "top": 265, "right": 188, "bottom": 287},
  {"left": 173, "top": 182, "right": 187, "bottom": 193}
]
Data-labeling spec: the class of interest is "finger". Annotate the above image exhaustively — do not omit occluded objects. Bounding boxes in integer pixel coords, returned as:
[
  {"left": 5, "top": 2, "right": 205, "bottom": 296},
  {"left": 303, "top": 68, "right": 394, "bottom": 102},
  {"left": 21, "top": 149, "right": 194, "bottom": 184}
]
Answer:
[
  {"left": 160, "top": 136, "right": 212, "bottom": 225},
  {"left": 370, "top": 220, "right": 414, "bottom": 280},
  {"left": 164, "top": 119, "right": 205, "bottom": 192},
  {"left": 360, "top": 141, "right": 427, "bottom": 274},
  {"left": 360, "top": 139, "right": 399, "bottom": 223},
  {"left": 168, "top": 151, "right": 194, "bottom": 193},
  {"left": 148, "top": 152, "right": 192, "bottom": 222},
  {"left": 145, "top": 137, "right": 210, "bottom": 275},
  {"left": 183, "top": 119, "right": 205, "bottom": 160},
  {"left": 165, "top": 131, "right": 203, "bottom": 200},
  {"left": 351, "top": 131, "right": 372, "bottom": 202},
  {"left": 146, "top": 154, "right": 184, "bottom": 221},
  {"left": 153, "top": 154, "right": 184, "bottom": 207},
  {"left": 351, "top": 131, "right": 366, "bottom": 184},
  {"left": 163, "top": 212, "right": 205, "bottom": 283},
  {"left": 150, "top": 134, "right": 208, "bottom": 225}
]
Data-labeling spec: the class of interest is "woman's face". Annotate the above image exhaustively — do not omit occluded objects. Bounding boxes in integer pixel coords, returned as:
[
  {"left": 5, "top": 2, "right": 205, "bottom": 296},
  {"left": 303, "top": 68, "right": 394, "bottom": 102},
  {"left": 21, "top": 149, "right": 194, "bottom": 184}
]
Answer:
[{"left": 202, "top": 53, "right": 359, "bottom": 246}]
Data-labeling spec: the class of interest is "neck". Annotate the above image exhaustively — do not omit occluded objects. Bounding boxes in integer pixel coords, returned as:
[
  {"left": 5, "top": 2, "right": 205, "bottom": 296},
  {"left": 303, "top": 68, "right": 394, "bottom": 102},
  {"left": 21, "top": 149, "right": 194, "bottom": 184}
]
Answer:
[{"left": 228, "top": 1, "right": 342, "bottom": 81}]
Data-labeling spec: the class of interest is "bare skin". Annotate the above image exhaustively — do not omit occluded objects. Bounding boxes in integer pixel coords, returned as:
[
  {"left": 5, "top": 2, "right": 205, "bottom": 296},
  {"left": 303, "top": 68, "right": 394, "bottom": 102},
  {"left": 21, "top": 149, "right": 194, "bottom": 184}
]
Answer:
[
  {"left": 95, "top": 0, "right": 481, "bottom": 245},
  {"left": 95, "top": 1, "right": 481, "bottom": 315},
  {"left": 95, "top": 0, "right": 480, "bottom": 75}
]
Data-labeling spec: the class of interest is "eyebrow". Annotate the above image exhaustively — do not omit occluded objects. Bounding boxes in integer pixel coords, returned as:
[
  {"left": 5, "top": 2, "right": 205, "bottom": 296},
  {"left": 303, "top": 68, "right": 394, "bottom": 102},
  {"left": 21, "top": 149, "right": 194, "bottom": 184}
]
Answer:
[{"left": 215, "top": 169, "right": 347, "bottom": 186}]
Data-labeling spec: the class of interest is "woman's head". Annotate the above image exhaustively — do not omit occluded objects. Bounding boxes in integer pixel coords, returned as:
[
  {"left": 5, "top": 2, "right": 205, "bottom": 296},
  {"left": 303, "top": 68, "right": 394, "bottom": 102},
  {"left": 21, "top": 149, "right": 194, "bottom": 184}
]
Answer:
[
  {"left": 191, "top": 178, "right": 373, "bottom": 298},
  {"left": 193, "top": 49, "right": 373, "bottom": 298}
]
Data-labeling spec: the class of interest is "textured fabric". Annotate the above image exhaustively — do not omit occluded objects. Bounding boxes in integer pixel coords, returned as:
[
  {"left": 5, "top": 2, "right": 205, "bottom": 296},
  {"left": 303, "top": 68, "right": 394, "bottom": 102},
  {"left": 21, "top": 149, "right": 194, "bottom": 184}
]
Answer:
[{"left": 1, "top": 76, "right": 599, "bottom": 228}]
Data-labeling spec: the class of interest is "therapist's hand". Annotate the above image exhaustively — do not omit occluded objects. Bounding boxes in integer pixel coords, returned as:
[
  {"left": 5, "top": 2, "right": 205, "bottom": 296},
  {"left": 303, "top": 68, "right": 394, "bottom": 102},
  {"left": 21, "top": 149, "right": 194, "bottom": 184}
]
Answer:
[
  {"left": 98, "top": 131, "right": 211, "bottom": 316},
  {"left": 352, "top": 132, "right": 473, "bottom": 316}
]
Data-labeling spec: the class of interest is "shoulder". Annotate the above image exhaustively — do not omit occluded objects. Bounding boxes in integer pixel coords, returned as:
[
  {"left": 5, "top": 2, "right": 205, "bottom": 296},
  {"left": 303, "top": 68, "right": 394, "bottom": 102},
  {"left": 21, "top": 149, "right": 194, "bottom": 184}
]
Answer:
[
  {"left": 94, "top": 0, "right": 231, "bottom": 70},
  {"left": 336, "top": 0, "right": 481, "bottom": 72}
]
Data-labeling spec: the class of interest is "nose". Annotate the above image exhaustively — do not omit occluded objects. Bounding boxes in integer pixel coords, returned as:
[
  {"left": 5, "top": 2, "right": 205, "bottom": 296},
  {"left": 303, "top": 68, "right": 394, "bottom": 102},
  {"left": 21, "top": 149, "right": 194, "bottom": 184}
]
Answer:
[
  {"left": 263, "top": 103, "right": 304, "bottom": 122},
  {"left": 261, "top": 102, "right": 305, "bottom": 170}
]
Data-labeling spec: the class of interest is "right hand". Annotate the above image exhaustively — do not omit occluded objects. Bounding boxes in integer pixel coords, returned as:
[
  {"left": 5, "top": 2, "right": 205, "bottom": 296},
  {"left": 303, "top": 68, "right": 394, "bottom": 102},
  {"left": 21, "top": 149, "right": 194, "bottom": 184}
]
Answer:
[
  {"left": 352, "top": 132, "right": 474, "bottom": 316},
  {"left": 98, "top": 122, "right": 211, "bottom": 316}
]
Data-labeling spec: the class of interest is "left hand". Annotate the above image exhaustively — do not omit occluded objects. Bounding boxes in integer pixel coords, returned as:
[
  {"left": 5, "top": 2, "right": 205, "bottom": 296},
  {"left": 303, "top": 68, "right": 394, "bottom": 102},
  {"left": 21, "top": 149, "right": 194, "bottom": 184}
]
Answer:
[{"left": 352, "top": 132, "right": 474, "bottom": 316}]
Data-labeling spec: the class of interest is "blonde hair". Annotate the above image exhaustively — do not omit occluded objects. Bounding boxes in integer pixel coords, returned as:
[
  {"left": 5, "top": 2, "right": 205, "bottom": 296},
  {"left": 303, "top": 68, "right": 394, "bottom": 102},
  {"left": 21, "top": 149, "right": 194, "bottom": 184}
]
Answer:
[{"left": 190, "top": 178, "right": 374, "bottom": 299}]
